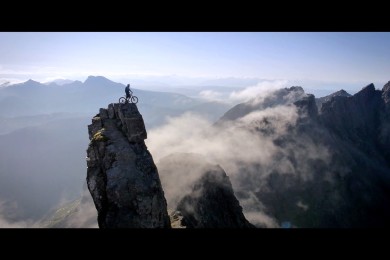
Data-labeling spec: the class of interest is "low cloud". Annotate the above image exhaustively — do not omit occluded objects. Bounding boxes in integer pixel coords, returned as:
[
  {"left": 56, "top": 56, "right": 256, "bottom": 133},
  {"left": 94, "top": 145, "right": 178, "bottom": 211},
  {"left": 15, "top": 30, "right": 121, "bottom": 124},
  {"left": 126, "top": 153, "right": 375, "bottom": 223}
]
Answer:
[
  {"left": 147, "top": 87, "right": 334, "bottom": 227},
  {"left": 237, "top": 191, "right": 279, "bottom": 228},
  {"left": 146, "top": 104, "right": 299, "bottom": 226},
  {"left": 62, "top": 187, "right": 98, "bottom": 228},
  {"left": 0, "top": 199, "right": 38, "bottom": 228},
  {"left": 229, "top": 80, "right": 290, "bottom": 102},
  {"left": 0, "top": 186, "right": 98, "bottom": 228},
  {"left": 0, "top": 78, "right": 24, "bottom": 86},
  {"left": 199, "top": 90, "right": 224, "bottom": 101},
  {"left": 38, "top": 187, "right": 98, "bottom": 228},
  {"left": 197, "top": 80, "right": 292, "bottom": 104},
  {"left": 148, "top": 104, "right": 302, "bottom": 177},
  {"left": 59, "top": 198, "right": 98, "bottom": 228}
]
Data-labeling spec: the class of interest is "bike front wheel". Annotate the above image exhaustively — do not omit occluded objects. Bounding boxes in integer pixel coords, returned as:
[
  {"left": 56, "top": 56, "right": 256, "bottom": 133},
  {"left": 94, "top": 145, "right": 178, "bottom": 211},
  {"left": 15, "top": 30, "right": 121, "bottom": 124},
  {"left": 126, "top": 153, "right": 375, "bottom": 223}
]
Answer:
[
  {"left": 131, "top": 96, "right": 138, "bottom": 104},
  {"left": 119, "top": 97, "right": 126, "bottom": 103}
]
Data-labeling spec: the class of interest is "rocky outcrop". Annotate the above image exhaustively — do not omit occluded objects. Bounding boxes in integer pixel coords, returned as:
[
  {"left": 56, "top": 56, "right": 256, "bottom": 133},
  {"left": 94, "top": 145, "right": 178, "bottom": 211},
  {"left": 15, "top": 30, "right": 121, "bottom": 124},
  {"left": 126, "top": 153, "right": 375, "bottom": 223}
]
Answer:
[
  {"left": 383, "top": 81, "right": 390, "bottom": 105},
  {"left": 177, "top": 168, "right": 255, "bottom": 228},
  {"left": 315, "top": 89, "right": 351, "bottom": 111},
  {"left": 157, "top": 153, "right": 254, "bottom": 228},
  {"left": 379, "top": 81, "right": 390, "bottom": 161},
  {"left": 320, "top": 83, "right": 384, "bottom": 157},
  {"left": 86, "top": 103, "right": 171, "bottom": 228}
]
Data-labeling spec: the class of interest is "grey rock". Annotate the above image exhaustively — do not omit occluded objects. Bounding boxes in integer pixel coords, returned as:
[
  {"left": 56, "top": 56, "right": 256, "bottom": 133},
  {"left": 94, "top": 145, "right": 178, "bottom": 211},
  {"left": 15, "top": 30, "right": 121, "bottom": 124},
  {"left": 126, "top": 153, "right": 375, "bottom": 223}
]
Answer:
[
  {"left": 177, "top": 166, "right": 255, "bottom": 228},
  {"left": 320, "top": 83, "right": 383, "bottom": 156},
  {"left": 86, "top": 103, "right": 170, "bottom": 228},
  {"left": 99, "top": 108, "right": 109, "bottom": 119},
  {"left": 108, "top": 103, "right": 115, "bottom": 119},
  {"left": 315, "top": 89, "right": 351, "bottom": 111},
  {"left": 158, "top": 153, "right": 254, "bottom": 228},
  {"left": 383, "top": 81, "right": 390, "bottom": 105}
]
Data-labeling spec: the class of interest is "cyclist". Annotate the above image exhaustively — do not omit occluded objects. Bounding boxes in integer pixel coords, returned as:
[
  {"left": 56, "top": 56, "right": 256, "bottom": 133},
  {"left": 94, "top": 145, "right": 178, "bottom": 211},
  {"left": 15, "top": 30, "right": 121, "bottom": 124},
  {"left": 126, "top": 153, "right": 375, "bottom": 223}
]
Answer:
[{"left": 125, "top": 84, "right": 132, "bottom": 100}]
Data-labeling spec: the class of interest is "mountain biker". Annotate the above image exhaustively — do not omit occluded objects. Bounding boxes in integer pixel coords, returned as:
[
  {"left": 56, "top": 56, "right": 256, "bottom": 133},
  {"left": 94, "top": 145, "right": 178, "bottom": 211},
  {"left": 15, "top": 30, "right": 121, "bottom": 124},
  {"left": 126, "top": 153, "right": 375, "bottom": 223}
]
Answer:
[{"left": 125, "top": 84, "right": 132, "bottom": 99}]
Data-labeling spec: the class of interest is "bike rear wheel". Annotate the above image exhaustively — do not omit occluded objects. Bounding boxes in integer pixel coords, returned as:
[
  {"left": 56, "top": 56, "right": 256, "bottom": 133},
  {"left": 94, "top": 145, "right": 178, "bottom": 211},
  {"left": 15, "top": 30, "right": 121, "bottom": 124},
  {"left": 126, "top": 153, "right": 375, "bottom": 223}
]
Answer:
[
  {"left": 131, "top": 96, "right": 138, "bottom": 104},
  {"left": 119, "top": 97, "right": 126, "bottom": 103}
]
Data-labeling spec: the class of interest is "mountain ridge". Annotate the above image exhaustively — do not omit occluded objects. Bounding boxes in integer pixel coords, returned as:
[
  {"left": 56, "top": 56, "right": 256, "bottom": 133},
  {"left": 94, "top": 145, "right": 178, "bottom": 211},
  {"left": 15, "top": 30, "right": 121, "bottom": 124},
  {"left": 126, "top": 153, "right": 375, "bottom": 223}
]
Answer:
[{"left": 214, "top": 82, "right": 390, "bottom": 227}]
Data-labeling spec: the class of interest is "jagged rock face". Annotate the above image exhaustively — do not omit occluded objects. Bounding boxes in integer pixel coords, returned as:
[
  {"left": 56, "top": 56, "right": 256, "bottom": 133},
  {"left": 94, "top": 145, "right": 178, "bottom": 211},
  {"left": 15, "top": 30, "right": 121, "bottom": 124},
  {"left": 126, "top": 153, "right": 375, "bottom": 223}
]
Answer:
[
  {"left": 321, "top": 84, "right": 381, "bottom": 127},
  {"left": 320, "top": 84, "right": 384, "bottom": 158},
  {"left": 86, "top": 103, "right": 171, "bottom": 228},
  {"left": 316, "top": 89, "right": 351, "bottom": 111},
  {"left": 315, "top": 83, "right": 390, "bottom": 227},
  {"left": 380, "top": 82, "right": 390, "bottom": 161},
  {"left": 177, "top": 169, "right": 255, "bottom": 228},
  {"left": 383, "top": 81, "right": 390, "bottom": 105},
  {"left": 214, "top": 83, "right": 390, "bottom": 227},
  {"left": 157, "top": 153, "right": 254, "bottom": 228}
]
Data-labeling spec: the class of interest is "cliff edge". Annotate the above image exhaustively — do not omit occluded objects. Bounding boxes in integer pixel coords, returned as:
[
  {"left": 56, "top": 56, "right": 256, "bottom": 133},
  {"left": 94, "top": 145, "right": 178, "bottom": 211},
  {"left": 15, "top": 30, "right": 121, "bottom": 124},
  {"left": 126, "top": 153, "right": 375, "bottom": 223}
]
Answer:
[{"left": 86, "top": 103, "right": 171, "bottom": 228}]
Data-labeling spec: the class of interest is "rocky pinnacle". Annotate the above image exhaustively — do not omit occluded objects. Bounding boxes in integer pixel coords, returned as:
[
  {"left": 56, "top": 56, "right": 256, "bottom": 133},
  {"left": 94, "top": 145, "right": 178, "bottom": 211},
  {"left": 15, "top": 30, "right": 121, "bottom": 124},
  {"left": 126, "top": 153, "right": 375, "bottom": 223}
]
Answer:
[{"left": 86, "top": 103, "right": 171, "bottom": 228}]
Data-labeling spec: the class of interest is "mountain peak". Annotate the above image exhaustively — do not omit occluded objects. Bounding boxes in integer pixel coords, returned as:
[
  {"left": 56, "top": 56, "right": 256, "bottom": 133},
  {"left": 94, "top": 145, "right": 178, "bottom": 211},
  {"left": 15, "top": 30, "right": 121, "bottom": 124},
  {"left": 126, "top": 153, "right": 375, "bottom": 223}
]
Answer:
[
  {"left": 25, "top": 79, "right": 40, "bottom": 84},
  {"left": 335, "top": 89, "right": 351, "bottom": 96},
  {"left": 157, "top": 152, "right": 255, "bottom": 228},
  {"left": 360, "top": 83, "right": 375, "bottom": 93},
  {"left": 176, "top": 167, "right": 255, "bottom": 228},
  {"left": 84, "top": 75, "right": 114, "bottom": 85},
  {"left": 316, "top": 89, "right": 352, "bottom": 112},
  {"left": 288, "top": 86, "right": 304, "bottom": 93},
  {"left": 18, "top": 79, "right": 43, "bottom": 88}
]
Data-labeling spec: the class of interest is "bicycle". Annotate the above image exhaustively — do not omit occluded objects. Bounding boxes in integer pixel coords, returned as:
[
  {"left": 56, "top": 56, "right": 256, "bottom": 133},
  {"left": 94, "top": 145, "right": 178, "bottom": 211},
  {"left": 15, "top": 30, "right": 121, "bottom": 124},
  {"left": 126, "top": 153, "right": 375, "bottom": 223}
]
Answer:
[{"left": 119, "top": 93, "right": 139, "bottom": 104}]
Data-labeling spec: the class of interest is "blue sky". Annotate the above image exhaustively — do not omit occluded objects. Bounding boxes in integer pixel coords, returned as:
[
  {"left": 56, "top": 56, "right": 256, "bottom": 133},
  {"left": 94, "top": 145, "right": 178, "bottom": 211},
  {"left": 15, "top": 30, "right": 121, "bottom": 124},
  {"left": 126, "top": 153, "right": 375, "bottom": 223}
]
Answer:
[{"left": 0, "top": 32, "right": 389, "bottom": 94}]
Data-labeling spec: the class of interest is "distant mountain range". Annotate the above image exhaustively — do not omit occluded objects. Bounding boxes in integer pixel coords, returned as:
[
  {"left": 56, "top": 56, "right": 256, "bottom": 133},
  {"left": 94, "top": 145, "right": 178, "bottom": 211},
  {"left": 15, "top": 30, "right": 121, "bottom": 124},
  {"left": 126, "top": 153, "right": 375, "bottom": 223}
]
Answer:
[
  {"left": 44, "top": 79, "right": 76, "bottom": 86},
  {"left": 0, "top": 76, "right": 232, "bottom": 127}
]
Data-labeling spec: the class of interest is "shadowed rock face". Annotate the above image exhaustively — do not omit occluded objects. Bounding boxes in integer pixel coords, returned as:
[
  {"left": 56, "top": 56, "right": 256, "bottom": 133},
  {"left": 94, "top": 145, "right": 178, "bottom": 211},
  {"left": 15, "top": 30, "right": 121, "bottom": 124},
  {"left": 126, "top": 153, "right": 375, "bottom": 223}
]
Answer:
[
  {"left": 231, "top": 83, "right": 390, "bottom": 227},
  {"left": 157, "top": 153, "right": 254, "bottom": 228},
  {"left": 380, "top": 82, "right": 390, "bottom": 162},
  {"left": 86, "top": 103, "right": 170, "bottom": 228},
  {"left": 177, "top": 168, "right": 255, "bottom": 228},
  {"left": 316, "top": 89, "right": 352, "bottom": 111}
]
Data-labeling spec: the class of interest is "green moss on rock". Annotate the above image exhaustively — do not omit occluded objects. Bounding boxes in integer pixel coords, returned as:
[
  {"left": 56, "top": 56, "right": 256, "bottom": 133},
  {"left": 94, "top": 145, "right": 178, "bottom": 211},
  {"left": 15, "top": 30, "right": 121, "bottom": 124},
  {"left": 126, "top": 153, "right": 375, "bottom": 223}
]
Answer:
[{"left": 92, "top": 128, "right": 108, "bottom": 142}]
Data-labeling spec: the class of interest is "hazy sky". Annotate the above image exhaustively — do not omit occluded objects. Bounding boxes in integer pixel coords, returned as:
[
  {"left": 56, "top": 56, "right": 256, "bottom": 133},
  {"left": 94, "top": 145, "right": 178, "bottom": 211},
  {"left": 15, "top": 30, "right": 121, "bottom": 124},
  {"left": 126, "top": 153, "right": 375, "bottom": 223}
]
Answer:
[{"left": 0, "top": 32, "right": 389, "bottom": 88}]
